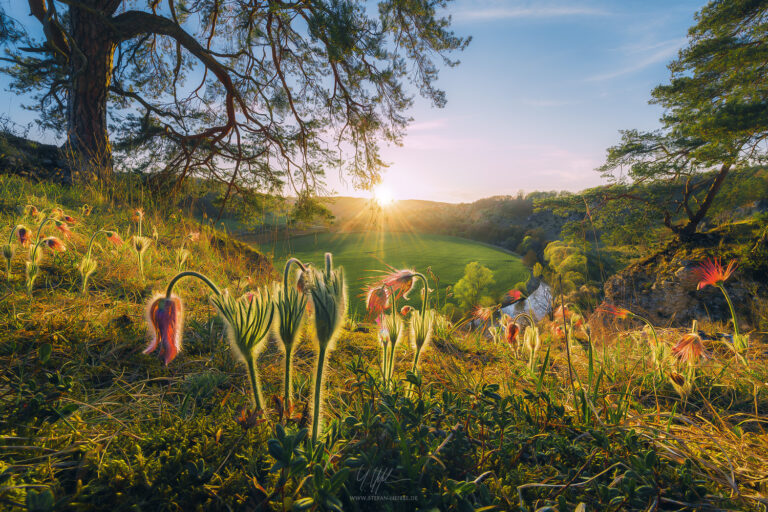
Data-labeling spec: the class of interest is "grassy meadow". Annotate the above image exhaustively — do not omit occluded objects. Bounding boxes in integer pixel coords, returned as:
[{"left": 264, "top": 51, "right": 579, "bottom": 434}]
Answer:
[
  {"left": 262, "top": 231, "right": 528, "bottom": 315},
  {"left": 0, "top": 175, "right": 766, "bottom": 511}
]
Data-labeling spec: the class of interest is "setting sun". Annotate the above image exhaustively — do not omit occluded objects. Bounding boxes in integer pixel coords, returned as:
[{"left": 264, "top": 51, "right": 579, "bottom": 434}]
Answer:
[{"left": 373, "top": 185, "right": 395, "bottom": 206}]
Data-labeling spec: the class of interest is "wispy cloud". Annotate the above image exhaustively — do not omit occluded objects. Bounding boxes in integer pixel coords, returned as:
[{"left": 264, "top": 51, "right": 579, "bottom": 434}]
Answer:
[
  {"left": 454, "top": 5, "right": 610, "bottom": 22},
  {"left": 585, "top": 37, "right": 686, "bottom": 81},
  {"left": 407, "top": 119, "right": 448, "bottom": 132}
]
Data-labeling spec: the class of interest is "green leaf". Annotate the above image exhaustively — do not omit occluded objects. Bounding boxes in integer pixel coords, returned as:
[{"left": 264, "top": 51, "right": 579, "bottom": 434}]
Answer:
[{"left": 38, "top": 343, "right": 52, "bottom": 364}]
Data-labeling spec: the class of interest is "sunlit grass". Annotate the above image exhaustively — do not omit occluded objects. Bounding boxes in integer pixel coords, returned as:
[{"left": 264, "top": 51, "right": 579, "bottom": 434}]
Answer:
[{"left": 264, "top": 231, "right": 529, "bottom": 314}]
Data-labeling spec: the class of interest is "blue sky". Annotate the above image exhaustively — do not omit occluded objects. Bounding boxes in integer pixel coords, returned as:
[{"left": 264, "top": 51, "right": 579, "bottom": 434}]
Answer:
[
  {"left": 0, "top": 0, "right": 708, "bottom": 203},
  {"left": 361, "top": 0, "right": 709, "bottom": 202}
]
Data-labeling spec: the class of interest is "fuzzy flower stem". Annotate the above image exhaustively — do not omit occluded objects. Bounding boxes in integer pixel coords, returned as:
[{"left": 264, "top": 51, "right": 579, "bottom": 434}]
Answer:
[
  {"left": 717, "top": 284, "right": 740, "bottom": 338},
  {"left": 414, "top": 272, "right": 430, "bottom": 316},
  {"left": 388, "top": 286, "right": 397, "bottom": 383},
  {"left": 284, "top": 349, "right": 294, "bottom": 411},
  {"left": 311, "top": 346, "right": 328, "bottom": 444},
  {"left": 85, "top": 229, "right": 115, "bottom": 259},
  {"left": 30, "top": 217, "right": 56, "bottom": 262},
  {"left": 165, "top": 271, "right": 222, "bottom": 298},
  {"left": 6, "top": 225, "right": 22, "bottom": 246},
  {"left": 513, "top": 313, "right": 537, "bottom": 329},
  {"left": 283, "top": 257, "right": 307, "bottom": 290},
  {"left": 245, "top": 356, "right": 265, "bottom": 410}
]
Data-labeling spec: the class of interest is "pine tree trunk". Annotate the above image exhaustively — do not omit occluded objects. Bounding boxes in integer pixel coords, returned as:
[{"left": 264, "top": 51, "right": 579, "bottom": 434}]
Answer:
[{"left": 66, "top": 6, "right": 115, "bottom": 182}]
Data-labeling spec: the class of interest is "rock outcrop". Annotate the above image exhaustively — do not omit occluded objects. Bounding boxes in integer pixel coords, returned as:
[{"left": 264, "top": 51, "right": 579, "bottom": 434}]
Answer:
[
  {"left": 0, "top": 133, "right": 71, "bottom": 183},
  {"left": 603, "top": 220, "right": 768, "bottom": 330}
]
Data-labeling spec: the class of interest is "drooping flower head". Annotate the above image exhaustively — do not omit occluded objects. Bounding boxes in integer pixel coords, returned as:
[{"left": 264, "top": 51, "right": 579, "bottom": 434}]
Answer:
[
  {"left": 63, "top": 215, "right": 77, "bottom": 225},
  {"left": 505, "top": 321, "right": 519, "bottom": 345},
  {"left": 25, "top": 205, "right": 39, "bottom": 218},
  {"left": 597, "top": 303, "right": 633, "bottom": 320},
  {"left": 43, "top": 237, "right": 66, "bottom": 252},
  {"left": 106, "top": 231, "right": 123, "bottom": 246},
  {"left": 55, "top": 221, "right": 73, "bottom": 238},
  {"left": 50, "top": 207, "right": 64, "bottom": 219},
  {"left": 669, "top": 371, "right": 686, "bottom": 387},
  {"left": 132, "top": 209, "right": 145, "bottom": 223},
  {"left": 365, "top": 285, "right": 390, "bottom": 317},
  {"left": 507, "top": 289, "right": 523, "bottom": 302},
  {"left": 694, "top": 257, "right": 737, "bottom": 290},
  {"left": 400, "top": 305, "right": 413, "bottom": 317},
  {"left": 17, "top": 226, "right": 31, "bottom": 247},
  {"left": 471, "top": 305, "right": 495, "bottom": 322},
  {"left": 144, "top": 294, "right": 184, "bottom": 365},
  {"left": 378, "top": 268, "right": 416, "bottom": 299},
  {"left": 672, "top": 332, "right": 709, "bottom": 365}
]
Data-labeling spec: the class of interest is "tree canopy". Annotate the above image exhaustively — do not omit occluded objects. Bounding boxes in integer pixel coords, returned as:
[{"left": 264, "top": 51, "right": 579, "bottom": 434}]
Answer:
[
  {"left": 598, "top": 0, "right": 768, "bottom": 238},
  {"left": 0, "top": 0, "right": 468, "bottom": 195}
]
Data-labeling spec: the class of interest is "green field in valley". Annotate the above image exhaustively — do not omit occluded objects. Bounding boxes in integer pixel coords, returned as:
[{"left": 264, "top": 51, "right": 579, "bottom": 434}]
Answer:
[{"left": 262, "top": 231, "right": 529, "bottom": 315}]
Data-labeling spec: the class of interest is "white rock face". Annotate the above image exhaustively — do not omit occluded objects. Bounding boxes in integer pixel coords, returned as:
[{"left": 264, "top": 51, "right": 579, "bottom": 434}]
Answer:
[{"left": 501, "top": 283, "right": 552, "bottom": 321}]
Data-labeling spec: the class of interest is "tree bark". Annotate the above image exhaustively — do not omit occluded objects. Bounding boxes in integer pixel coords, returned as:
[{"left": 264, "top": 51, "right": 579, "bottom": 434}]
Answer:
[
  {"left": 677, "top": 163, "right": 732, "bottom": 240},
  {"left": 66, "top": 6, "right": 115, "bottom": 182}
]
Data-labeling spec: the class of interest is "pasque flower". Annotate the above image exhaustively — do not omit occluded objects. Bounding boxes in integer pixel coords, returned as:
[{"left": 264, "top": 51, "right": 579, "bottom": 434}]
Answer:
[
  {"left": 365, "top": 285, "right": 390, "bottom": 317},
  {"left": 376, "top": 268, "right": 416, "bottom": 299},
  {"left": 3, "top": 224, "right": 29, "bottom": 278},
  {"left": 80, "top": 228, "right": 122, "bottom": 293},
  {"left": 106, "top": 231, "right": 123, "bottom": 246},
  {"left": 693, "top": 257, "right": 746, "bottom": 359},
  {"left": 1, "top": 243, "right": 12, "bottom": 278},
  {"left": 672, "top": 332, "right": 709, "bottom": 365},
  {"left": 211, "top": 287, "right": 275, "bottom": 410},
  {"left": 54, "top": 221, "right": 73, "bottom": 238},
  {"left": 306, "top": 253, "right": 347, "bottom": 443},
  {"left": 409, "top": 308, "right": 433, "bottom": 371},
  {"left": 17, "top": 226, "right": 31, "bottom": 246},
  {"left": 43, "top": 237, "right": 66, "bottom": 252},
  {"left": 275, "top": 258, "right": 309, "bottom": 412},
  {"left": 144, "top": 295, "right": 184, "bottom": 366},
  {"left": 597, "top": 303, "right": 633, "bottom": 320},
  {"left": 505, "top": 321, "right": 519, "bottom": 345},
  {"left": 132, "top": 236, "right": 153, "bottom": 282},
  {"left": 694, "top": 257, "right": 737, "bottom": 290}
]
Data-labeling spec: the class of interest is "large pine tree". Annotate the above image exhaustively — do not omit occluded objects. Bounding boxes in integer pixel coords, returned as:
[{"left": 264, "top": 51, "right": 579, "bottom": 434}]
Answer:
[
  {"left": 599, "top": 0, "right": 768, "bottom": 238},
  {"left": 0, "top": 0, "right": 468, "bottom": 191}
]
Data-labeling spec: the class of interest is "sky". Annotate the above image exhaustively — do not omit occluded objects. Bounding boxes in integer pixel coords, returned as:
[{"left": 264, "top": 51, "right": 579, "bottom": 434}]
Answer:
[
  {"left": 352, "top": 0, "right": 709, "bottom": 203},
  {"left": 0, "top": 0, "right": 708, "bottom": 203}
]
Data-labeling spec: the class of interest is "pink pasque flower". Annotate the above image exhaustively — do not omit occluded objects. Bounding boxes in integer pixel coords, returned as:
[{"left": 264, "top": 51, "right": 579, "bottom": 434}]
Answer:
[
  {"left": 694, "top": 258, "right": 737, "bottom": 290},
  {"left": 17, "top": 226, "right": 31, "bottom": 247},
  {"left": 106, "top": 231, "right": 123, "bottom": 246},
  {"left": 597, "top": 304, "right": 633, "bottom": 320},
  {"left": 144, "top": 295, "right": 184, "bottom": 365},
  {"left": 505, "top": 321, "right": 519, "bottom": 345},
  {"left": 365, "top": 285, "right": 390, "bottom": 317},
  {"left": 43, "top": 237, "right": 66, "bottom": 252},
  {"left": 55, "top": 221, "right": 73, "bottom": 238},
  {"left": 672, "top": 332, "right": 710, "bottom": 365},
  {"left": 378, "top": 269, "right": 417, "bottom": 299}
]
